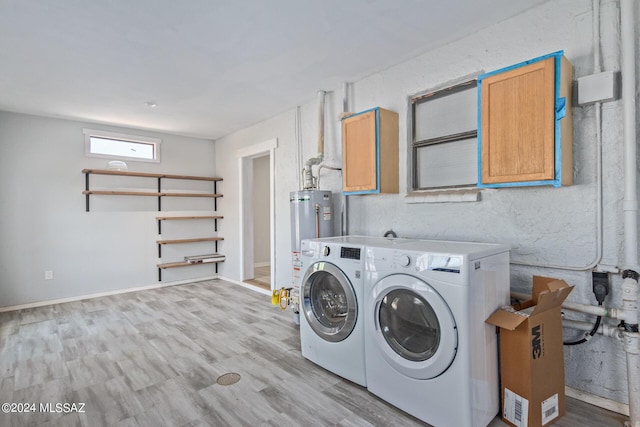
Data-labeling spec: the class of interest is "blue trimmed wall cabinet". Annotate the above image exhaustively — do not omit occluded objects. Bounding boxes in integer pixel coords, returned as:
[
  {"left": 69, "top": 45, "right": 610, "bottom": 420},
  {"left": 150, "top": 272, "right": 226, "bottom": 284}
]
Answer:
[
  {"left": 477, "top": 51, "right": 573, "bottom": 188},
  {"left": 342, "top": 107, "right": 399, "bottom": 194}
]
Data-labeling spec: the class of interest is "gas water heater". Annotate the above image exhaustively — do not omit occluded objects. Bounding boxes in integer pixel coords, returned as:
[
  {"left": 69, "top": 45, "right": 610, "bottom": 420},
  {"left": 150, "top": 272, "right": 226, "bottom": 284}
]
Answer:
[
  {"left": 290, "top": 190, "right": 333, "bottom": 252},
  {"left": 290, "top": 190, "right": 334, "bottom": 286}
]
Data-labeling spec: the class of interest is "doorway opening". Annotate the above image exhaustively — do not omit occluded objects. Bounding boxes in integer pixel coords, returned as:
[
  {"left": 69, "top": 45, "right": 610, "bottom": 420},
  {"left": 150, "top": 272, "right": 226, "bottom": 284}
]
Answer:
[
  {"left": 247, "top": 154, "right": 270, "bottom": 290},
  {"left": 238, "top": 138, "right": 277, "bottom": 292}
]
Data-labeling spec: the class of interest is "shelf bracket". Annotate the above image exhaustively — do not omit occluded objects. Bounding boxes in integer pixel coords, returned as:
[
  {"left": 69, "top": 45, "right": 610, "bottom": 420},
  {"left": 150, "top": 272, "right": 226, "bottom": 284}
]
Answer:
[
  {"left": 158, "top": 219, "right": 162, "bottom": 235},
  {"left": 158, "top": 268, "right": 162, "bottom": 282},
  {"left": 85, "top": 172, "right": 90, "bottom": 212},
  {"left": 157, "top": 177, "right": 162, "bottom": 211},
  {"left": 158, "top": 244, "right": 162, "bottom": 258}
]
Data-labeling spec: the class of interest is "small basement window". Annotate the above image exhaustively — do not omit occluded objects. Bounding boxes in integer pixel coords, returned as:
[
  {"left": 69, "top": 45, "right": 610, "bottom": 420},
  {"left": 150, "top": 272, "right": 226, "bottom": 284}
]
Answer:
[
  {"left": 410, "top": 79, "right": 477, "bottom": 190},
  {"left": 83, "top": 128, "right": 161, "bottom": 162}
]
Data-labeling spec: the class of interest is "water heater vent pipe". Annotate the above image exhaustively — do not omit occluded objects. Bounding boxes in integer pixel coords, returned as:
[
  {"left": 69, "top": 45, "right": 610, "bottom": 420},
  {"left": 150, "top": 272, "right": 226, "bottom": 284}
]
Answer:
[{"left": 302, "top": 90, "right": 326, "bottom": 189}]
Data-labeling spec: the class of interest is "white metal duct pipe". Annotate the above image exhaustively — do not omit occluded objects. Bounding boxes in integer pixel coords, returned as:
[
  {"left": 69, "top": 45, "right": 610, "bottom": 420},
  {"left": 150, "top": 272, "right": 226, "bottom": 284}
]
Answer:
[
  {"left": 317, "top": 89, "right": 325, "bottom": 157},
  {"left": 295, "top": 106, "right": 303, "bottom": 190},
  {"left": 302, "top": 91, "right": 326, "bottom": 189},
  {"left": 620, "top": 0, "right": 640, "bottom": 425}
]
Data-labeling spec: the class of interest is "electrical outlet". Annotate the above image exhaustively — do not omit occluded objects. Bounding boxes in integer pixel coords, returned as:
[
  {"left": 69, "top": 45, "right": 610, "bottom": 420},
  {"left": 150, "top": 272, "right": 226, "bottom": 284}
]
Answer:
[
  {"left": 44, "top": 270, "right": 54, "bottom": 280},
  {"left": 592, "top": 271, "right": 609, "bottom": 303}
]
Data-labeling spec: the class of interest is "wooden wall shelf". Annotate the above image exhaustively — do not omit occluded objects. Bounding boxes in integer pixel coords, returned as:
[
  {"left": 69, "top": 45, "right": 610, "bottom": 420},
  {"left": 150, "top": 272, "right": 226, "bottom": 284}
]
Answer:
[
  {"left": 158, "top": 259, "right": 225, "bottom": 270},
  {"left": 82, "top": 169, "right": 222, "bottom": 182},
  {"left": 82, "top": 168, "right": 225, "bottom": 281},
  {"left": 157, "top": 215, "right": 223, "bottom": 220},
  {"left": 156, "top": 215, "right": 223, "bottom": 234},
  {"left": 157, "top": 237, "right": 224, "bottom": 245},
  {"left": 153, "top": 214, "right": 224, "bottom": 281},
  {"left": 82, "top": 190, "right": 222, "bottom": 198},
  {"left": 82, "top": 169, "right": 223, "bottom": 211}
]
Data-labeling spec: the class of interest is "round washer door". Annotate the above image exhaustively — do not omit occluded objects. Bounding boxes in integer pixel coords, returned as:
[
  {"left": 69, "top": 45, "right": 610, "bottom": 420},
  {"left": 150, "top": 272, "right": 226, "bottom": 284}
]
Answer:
[
  {"left": 302, "top": 262, "right": 357, "bottom": 342},
  {"left": 371, "top": 274, "right": 457, "bottom": 379}
]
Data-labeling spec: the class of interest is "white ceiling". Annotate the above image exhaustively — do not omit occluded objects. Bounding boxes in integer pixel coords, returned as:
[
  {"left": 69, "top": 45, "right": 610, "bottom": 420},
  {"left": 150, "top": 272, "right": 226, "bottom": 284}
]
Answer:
[{"left": 0, "top": 0, "right": 547, "bottom": 140}]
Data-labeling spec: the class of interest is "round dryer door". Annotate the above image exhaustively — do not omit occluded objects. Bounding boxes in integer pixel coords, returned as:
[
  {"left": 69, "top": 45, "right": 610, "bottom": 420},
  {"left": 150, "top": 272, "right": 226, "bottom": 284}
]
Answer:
[
  {"left": 371, "top": 274, "right": 457, "bottom": 379},
  {"left": 302, "top": 262, "right": 357, "bottom": 343}
]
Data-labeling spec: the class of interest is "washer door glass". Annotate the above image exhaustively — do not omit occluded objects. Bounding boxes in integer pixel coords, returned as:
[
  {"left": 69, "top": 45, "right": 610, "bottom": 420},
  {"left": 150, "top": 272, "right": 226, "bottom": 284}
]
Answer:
[
  {"left": 379, "top": 289, "right": 440, "bottom": 361},
  {"left": 302, "top": 262, "right": 357, "bottom": 343},
  {"left": 372, "top": 274, "right": 457, "bottom": 379}
]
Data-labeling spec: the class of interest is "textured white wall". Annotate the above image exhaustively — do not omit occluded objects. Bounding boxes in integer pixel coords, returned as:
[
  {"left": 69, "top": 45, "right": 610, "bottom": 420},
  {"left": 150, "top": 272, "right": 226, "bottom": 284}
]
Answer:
[
  {"left": 215, "top": 0, "right": 638, "bottom": 406},
  {"left": 0, "top": 112, "right": 217, "bottom": 306}
]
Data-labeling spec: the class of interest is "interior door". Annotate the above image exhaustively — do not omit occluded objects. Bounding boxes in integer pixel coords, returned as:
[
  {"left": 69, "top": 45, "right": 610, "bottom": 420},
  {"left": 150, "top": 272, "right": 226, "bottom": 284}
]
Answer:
[
  {"left": 302, "top": 262, "right": 357, "bottom": 342},
  {"left": 371, "top": 274, "right": 457, "bottom": 379}
]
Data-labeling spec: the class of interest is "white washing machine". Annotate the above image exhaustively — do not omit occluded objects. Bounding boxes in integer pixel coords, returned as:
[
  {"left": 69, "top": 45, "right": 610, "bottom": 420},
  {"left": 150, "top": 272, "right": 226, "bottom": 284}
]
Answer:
[
  {"left": 364, "top": 240, "right": 510, "bottom": 427},
  {"left": 299, "top": 236, "right": 409, "bottom": 386}
]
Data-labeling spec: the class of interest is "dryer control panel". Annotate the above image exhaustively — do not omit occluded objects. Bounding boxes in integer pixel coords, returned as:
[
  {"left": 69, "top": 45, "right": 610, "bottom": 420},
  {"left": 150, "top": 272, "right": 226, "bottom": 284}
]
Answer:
[{"left": 427, "top": 254, "right": 463, "bottom": 273}]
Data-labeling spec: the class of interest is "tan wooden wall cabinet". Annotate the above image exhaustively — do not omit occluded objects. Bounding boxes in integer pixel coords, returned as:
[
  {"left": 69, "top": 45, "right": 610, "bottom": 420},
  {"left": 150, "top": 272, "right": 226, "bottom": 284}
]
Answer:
[
  {"left": 478, "top": 51, "right": 573, "bottom": 188},
  {"left": 342, "top": 107, "right": 399, "bottom": 194}
]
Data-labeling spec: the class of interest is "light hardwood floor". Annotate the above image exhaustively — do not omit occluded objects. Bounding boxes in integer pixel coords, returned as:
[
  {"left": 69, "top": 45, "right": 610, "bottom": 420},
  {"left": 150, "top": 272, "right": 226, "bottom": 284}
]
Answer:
[
  {"left": 0, "top": 280, "right": 627, "bottom": 426},
  {"left": 244, "top": 265, "right": 271, "bottom": 291}
]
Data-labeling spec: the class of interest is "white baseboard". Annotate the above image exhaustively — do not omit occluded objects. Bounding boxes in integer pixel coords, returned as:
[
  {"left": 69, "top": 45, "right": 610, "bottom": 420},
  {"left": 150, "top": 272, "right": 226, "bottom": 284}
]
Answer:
[
  {"left": 565, "top": 386, "right": 629, "bottom": 416},
  {"left": 218, "top": 275, "right": 272, "bottom": 296},
  {"left": 0, "top": 276, "right": 218, "bottom": 313}
]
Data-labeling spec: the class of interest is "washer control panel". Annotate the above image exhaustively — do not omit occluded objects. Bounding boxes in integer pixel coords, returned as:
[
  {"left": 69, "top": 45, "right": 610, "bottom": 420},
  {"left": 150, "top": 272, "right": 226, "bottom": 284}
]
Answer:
[
  {"left": 399, "top": 254, "right": 411, "bottom": 267},
  {"left": 340, "top": 246, "right": 361, "bottom": 260}
]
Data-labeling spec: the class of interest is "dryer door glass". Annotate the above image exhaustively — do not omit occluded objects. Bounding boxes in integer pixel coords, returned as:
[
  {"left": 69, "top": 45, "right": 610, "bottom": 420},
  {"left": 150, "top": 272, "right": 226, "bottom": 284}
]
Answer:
[
  {"left": 379, "top": 289, "right": 440, "bottom": 361},
  {"left": 302, "top": 262, "right": 357, "bottom": 342}
]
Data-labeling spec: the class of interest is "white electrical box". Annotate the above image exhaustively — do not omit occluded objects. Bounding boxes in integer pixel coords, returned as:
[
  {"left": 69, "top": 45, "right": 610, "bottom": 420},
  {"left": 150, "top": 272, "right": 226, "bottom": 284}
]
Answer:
[{"left": 577, "top": 71, "right": 618, "bottom": 106}]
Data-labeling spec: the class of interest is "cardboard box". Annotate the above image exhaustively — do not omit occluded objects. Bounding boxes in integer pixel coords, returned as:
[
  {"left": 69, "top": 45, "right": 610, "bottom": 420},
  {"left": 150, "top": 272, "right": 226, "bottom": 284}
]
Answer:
[{"left": 486, "top": 276, "right": 574, "bottom": 427}]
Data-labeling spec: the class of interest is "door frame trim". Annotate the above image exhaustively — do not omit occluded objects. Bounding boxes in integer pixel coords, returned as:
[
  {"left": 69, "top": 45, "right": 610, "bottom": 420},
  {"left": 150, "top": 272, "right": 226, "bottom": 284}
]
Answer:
[{"left": 237, "top": 138, "right": 278, "bottom": 289}]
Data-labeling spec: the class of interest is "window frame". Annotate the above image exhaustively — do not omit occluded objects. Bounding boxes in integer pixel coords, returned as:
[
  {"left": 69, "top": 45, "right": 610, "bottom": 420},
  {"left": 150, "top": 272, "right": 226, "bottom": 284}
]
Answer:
[
  {"left": 83, "top": 128, "right": 161, "bottom": 163},
  {"left": 409, "top": 78, "right": 478, "bottom": 191}
]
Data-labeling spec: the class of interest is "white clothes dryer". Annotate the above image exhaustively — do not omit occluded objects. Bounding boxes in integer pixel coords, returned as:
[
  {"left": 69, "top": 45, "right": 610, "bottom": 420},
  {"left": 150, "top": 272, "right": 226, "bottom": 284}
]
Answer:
[
  {"left": 299, "top": 236, "right": 408, "bottom": 386},
  {"left": 364, "top": 240, "right": 510, "bottom": 427}
]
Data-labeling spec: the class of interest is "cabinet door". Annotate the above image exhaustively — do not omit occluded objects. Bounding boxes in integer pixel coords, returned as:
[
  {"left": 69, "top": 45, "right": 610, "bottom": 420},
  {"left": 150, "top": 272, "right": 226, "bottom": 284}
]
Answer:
[
  {"left": 480, "top": 57, "right": 556, "bottom": 184},
  {"left": 342, "top": 111, "right": 378, "bottom": 192}
]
